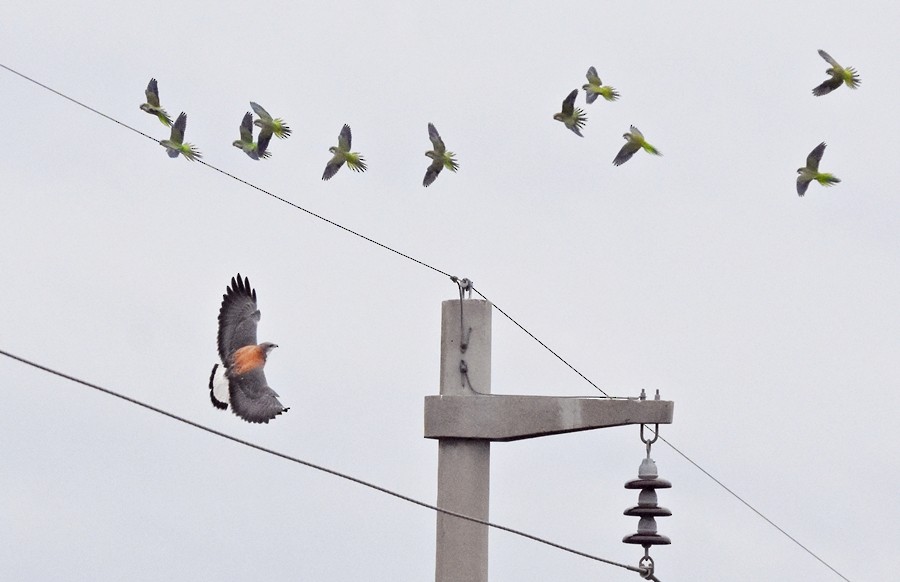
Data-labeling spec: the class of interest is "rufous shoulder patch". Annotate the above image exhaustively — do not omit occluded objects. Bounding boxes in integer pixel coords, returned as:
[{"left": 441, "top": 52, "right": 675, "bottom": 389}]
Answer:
[{"left": 231, "top": 345, "right": 266, "bottom": 375}]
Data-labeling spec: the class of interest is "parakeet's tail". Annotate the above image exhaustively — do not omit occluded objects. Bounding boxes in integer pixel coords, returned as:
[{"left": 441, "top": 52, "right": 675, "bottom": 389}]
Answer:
[
  {"left": 181, "top": 144, "right": 202, "bottom": 162},
  {"left": 571, "top": 109, "right": 587, "bottom": 136},
  {"left": 644, "top": 143, "right": 662, "bottom": 156},
  {"left": 347, "top": 155, "right": 367, "bottom": 172},
  {"left": 158, "top": 109, "right": 173, "bottom": 127},
  {"left": 273, "top": 119, "right": 292, "bottom": 139},
  {"left": 601, "top": 87, "right": 620, "bottom": 101},
  {"left": 445, "top": 154, "right": 459, "bottom": 172},
  {"left": 845, "top": 68, "right": 861, "bottom": 89},
  {"left": 817, "top": 174, "right": 840, "bottom": 186}
]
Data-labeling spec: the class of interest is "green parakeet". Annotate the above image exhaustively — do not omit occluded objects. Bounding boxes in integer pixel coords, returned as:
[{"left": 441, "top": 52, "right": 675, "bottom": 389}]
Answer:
[
  {"left": 233, "top": 112, "right": 273, "bottom": 160},
  {"left": 423, "top": 123, "right": 458, "bottom": 187},
  {"left": 160, "top": 112, "right": 201, "bottom": 161},
  {"left": 613, "top": 125, "right": 661, "bottom": 166},
  {"left": 553, "top": 89, "right": 586, "bottom": 137},
  {"left": 796, "top": 142, "right": 840, "bottom": 196},
  {"left": 140, "top": 78, "right": 173, "bottom": 127},
  {"left": 812, "top": 50, "right": 860, "bottom": 96},
  {"left": 250, "top": 102, "right": 292, "bottom": 139},
  {"left": 322, "top": 124, "right": 366, "bottom": 180},
  {"left": 582, "top": 66, "right": 619, "bottom": 103}
]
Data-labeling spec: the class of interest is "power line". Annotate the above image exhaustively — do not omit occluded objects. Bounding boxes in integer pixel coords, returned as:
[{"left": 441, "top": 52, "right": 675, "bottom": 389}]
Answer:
[
  {"left": 650, "top": 430, "right": 849, "bottom": 582},
  {"left": 472, "top": 286, "right": 611, "bottom": 398},
  {"left": 0, "top": 63, "right": 850, "bottom": 581},
  {"left": 0, "top": 347, "right": 649, "bottom": 578}
]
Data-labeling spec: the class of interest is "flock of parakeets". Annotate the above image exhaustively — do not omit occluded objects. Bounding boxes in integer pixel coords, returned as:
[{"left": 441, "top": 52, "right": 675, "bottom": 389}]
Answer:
[
  {"left": 552, "top": 50, "right": 859, "bottom": 196},
  {"left": 139, "top": 78, "right": 458, "bottom": 187},
  {"left": 552, "top": 65, "right": 664, "bottom": 167},
  {"left": 141, "top": 49, "right": 858, "bottom": 195}
]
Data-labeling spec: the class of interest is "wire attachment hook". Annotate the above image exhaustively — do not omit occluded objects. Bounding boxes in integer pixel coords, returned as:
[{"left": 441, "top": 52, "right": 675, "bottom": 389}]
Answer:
[
  {"left": 639, "top": 552, "right": 655, "bottom": 579},
  {"left": 450, "top": 275, "right": 475, "bottom": 352},
  {"left": 641, "top": 424, "right": 660, "bottom": 455},
  {"left": 449, "top": 275, "right": 474, "bottom": 299}
]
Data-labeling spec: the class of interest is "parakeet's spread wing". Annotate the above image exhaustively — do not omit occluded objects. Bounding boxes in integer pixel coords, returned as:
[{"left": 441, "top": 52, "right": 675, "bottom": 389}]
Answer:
[
  {"left": 257, "top": 128, "right": 273, "bottom": 157},
  {"left": 817, "top": 49, "right": 840, "bottom": 68},
  {"left": 239, "top": 112, "right": 254, "bottom": 143},
  {"left": 585, "top": 66, "right": 601, "bottom": 85},
  {"left": 561, "top": 89, "right": 577, "bottom": 116},
  {"left": 613, "top": 141, "right": 641, "bottom": 166},
  {"left": 806, "top": 142, "right": 826, "bottom": 172},
  {"left": 812, "top": 76, "right": 843, "bottom": 96},
  {"left": 423, "top": 158, "right": 443, "bottom": 187},
  {"left": 629, "top": 125, "right": 644, "bottom": 141},
  {"left": 227, "top": 367, "right": 287, "bottom": 424},
  {"left": 217, "top": 274, "right": 260, "bottom": 363},
  {"left": 250, "top": 101, "right": 272, "bottom": 121},
  {"left": 338, "top": 124, "right": 352, "bottom": 151},
  {"left": 796, "top": 176, "right": 812, "bottom": 197},
  {"left": 428, "top": 123, "right": 445, "bottom": 153},
  {"left": 322, "top": 154, "right": 345, "bottom": 180},
  {"left": 170, "top": 112, "right": 187, "bottom": 144},
  {"left": 145, "top": 78, "right": 161, "bottom": 107}
]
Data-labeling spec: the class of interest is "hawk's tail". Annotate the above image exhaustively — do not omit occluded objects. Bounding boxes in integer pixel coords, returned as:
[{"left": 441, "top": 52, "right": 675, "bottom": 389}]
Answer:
[{"left": 209, "top": 364, "right": 229, "bottom": 410}]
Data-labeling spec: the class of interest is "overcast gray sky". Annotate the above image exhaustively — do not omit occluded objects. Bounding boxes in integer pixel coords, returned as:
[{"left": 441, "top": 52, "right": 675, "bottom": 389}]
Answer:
[{"left": 2, "top": 1, "right": 898, "bottom": 580}]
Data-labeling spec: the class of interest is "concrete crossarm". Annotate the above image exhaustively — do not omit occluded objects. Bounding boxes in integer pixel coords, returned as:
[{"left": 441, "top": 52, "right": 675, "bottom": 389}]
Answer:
[{"left": 424, "top": 395, "right": 674, "bottom": 442}]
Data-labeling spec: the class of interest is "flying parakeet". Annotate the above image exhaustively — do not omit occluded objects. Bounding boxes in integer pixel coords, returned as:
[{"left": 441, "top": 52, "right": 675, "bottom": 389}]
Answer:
[
  {"left": 233, "top": 112, "right": 273, "bottom": 160},
  {"left": 613, "top": 125, "right": 661, "bottom": 166},
  {"left": 812, "top": 50, "right": 860, "bottom": 96},
  {"left": 423, "top": 123, "right": 459, "bottom": 187},
  {"left": 322, "top": 124, "right": 366, "bottom": 180},
  {"left": 250, "top": 102, "right": 292, "bottom": 139},
  {"left": 140, "top": 78, "right": 173, "bottom": 127},
  {"left": 582, "top": 66, "right": 620, "bottom": 103},
  {"left": 159, "top": 112, "right": 201, "bottom": 161},
  {"left": 553, "top": 89, "right": 587, "bottom": 137},
  {"left": 796, "top": 142, "right": 840, "bottom": 196}
]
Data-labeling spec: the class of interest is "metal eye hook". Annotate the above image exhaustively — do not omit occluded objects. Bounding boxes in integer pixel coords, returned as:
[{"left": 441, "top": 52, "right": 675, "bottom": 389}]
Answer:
[
  {"left": 450, "top": 275, "right": 474, "bottom": 352},
  {"left": 639, "top": 553, "right": 654, "bottom": 577},
  {"left": 640, "top": 424, "right": 659, "bottom": 446},
  {"left": 639, "top": 553, "right": 658, "bottom": 580}
]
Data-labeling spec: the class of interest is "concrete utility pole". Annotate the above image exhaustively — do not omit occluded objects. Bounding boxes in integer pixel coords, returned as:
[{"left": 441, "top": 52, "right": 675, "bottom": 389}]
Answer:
[{"left": 425, "top": 299, "right": 674, "bottom": 582}]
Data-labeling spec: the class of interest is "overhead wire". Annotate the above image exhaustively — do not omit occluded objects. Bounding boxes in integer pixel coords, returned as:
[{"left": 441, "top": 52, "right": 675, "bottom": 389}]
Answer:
[
  {"left": 0, "top": 347, "right": 649, "bottom": 578},
  {"left": 647, "top": 428, "right": 850, "bottom": 582},
  {"left": 0, "top": 62, "right": 850, "bottom": 581},
  {"left": 472, "top": 286, "right": 611, "bottom": 398}
]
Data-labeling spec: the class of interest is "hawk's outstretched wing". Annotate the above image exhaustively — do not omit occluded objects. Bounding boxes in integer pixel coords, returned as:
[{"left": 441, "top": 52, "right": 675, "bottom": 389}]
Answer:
[
  {"left": 216, "top": 274, "right": 260, "bottom": 363},
  {"left": 227, "top": 366, "right": 288, "bottom": 424}
]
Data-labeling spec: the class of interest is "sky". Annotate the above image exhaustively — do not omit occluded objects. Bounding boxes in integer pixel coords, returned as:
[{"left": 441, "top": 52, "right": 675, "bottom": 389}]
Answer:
[{"left": 1, "top": 1, "right": 899, "bottom": 580}]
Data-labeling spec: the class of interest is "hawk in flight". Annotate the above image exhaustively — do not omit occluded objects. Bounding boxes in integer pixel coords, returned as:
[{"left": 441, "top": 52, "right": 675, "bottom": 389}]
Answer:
[{"left": 209, "top": 274, "right": 289, "bottom": 423}]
